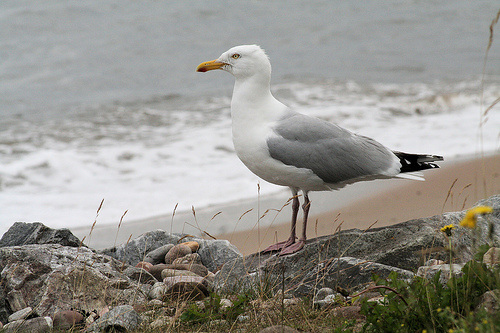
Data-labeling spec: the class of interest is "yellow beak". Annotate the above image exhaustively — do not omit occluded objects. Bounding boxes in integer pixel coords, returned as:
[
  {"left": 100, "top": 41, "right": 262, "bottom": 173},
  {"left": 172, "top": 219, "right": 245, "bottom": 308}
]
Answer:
[{"left": 196, "top": 59, "right": 226, "bottom": 72}]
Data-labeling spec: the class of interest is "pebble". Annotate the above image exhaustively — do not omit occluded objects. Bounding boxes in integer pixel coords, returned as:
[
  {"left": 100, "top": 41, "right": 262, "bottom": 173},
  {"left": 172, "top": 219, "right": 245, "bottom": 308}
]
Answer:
[
  {"left": 144, "top": 244, "right": 175, "bottom": 264},
  {"left": 172, "top": 253, "right": 202, "bottom": 265},
  {"left": 483, "top": 247, "right": 500, "bottom": 265},
  {"left": 136, "top": 261, "right": 154, "bottom": 272},
  {"left": 52, "top": 310, "right": 84, "bottom": 330},
  {"left": 220, "top": 298, "right": 233, "bottom": 309},
  {"left": 164, "top": 244, "right": 192, "bottom": 264},
  {"left": 8, "top": 307, "right": 33, "bottom": 322},
  {"left": 161, "top": 268, "right": 200, "bottom": 279},
  {"left": 315, "top": 287, "right": 334, "bottom": 301},
  {"left": 163, "top": 275, "right": 209, "bottom": 300},
  {"left": 167, "top": 263, "right": 209, "bottom": 277},
  {"left": 150, "top": 316, "right": 172, "bottom": 329},
  {"left": 181, "top": 241, "right": 200, "bottom": 252}
]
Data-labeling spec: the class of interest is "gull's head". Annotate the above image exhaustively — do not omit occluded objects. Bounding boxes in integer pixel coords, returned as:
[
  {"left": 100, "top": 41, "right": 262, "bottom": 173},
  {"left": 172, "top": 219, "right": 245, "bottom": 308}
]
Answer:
[{"left": 196, "top": 45, "right": 271, "bottom": 79}]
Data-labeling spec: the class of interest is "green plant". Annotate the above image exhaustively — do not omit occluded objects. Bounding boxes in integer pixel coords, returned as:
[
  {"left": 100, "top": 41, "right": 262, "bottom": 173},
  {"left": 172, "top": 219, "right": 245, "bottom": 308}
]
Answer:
[
  {"left": 179, "top": 292, "right": 250, "bottom": 325},
  {"left": 360, "top": 259, "right": 500, "bottom": 333}
]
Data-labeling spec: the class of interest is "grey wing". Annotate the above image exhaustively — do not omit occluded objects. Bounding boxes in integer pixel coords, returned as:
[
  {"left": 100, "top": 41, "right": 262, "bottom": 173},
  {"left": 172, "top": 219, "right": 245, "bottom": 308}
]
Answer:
[{"left": 267, "top": 112, "right": 398, "bottom": 184}]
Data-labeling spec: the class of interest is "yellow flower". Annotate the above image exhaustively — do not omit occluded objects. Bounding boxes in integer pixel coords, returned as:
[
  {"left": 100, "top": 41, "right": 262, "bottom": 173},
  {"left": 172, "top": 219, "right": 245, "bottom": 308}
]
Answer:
[
  {"left": 440, "top": 224, "right": 455, "bottom": 236},
  {"left": 460, "top": 206, "right": 493, "bottom": 229}
]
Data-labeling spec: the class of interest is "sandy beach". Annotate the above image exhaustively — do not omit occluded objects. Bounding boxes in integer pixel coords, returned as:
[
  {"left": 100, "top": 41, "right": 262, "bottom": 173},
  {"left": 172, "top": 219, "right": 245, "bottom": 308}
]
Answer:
[{"left": 70, "top": 153, "right": 499, "bottom": 254}]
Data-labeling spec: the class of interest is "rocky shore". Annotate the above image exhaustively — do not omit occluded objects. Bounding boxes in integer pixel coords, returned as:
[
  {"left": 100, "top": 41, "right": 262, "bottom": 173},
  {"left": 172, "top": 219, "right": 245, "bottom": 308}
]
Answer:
[{"left": 0, "top": 195, "right": 498, "bottom": 332}]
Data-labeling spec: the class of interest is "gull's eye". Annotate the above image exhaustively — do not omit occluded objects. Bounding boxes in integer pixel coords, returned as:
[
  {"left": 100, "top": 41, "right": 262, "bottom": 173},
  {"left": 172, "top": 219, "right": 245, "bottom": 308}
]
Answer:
[{"left": 231, "top": 53, "right": 240, "bottom": 59}]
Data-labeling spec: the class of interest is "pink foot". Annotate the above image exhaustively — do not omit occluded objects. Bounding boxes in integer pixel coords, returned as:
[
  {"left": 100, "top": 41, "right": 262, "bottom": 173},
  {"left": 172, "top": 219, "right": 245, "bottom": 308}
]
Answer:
[
  {"left": 262, "top": 237, "right": 295, "bottom": 253},
  {"left": 279, "top": 240, "right": 305, "bottom": 255}
]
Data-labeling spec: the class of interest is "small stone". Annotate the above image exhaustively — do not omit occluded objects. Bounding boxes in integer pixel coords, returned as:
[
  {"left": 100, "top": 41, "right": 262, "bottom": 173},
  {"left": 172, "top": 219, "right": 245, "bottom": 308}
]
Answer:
[
  {"left": 237, "top": 314, "right": 249, "bottom": 322},
  {"left": 164, "top": 244, "right": 192, "bottom": 264},
  {"left": 144, "top": 244, "right": 174, "bottom": 264},
  {"left": 181, "top": 241, "right": 200, "bottom": 252},
  {"left": 283, "top": 298, "right": 300, "bottom": 306},
  {"left": 161, "top": 268, "right": 200, "bottom": 279},
  {"left": 4, "top": 317, "right": 52, "bottom": 333},
  {"left": 149, "top": 282, "right": 169, "bottom": 301},
  {"left": 220, "top": 298, "right": 233, "bottom": 309},
  {"left": 150, "top": 316, "right": 172, "bottom": 328},
  {"left": 477, "top": 290, "right": 500, "bottom": 313},
  {"left": 148, "top": 299, "right": 165, "bottom": 307},
  {"left": 315, "top": 287, "right": 334, "bottom": 301},
  {"left": 424, "top": 259, "right": 446, "bottom": 266},
  {"left": 163, "top": 276, "right": 209, "bottom": 300},
  {"left": 166, "top": 263, "right": 208, "bottom": 277},
  {"left": 136, "top": 261, "right": 154, "bottom": 271},
  {"left": 332, "top": 305, "right": 364, "bottom": 320},
  {"left": 52, "top": 310, "right": 84, "bottom": 330},
  {"left": 8, "top": 307, "right": 33, "bottom": 322},
  {"left": 417, "top": 264, "right": 464, "bottom": 284},
  {"left": 149, "top": 264, "right": 171, "bottom": 281},
  {"left": 483, "top": 247, "right": 500, "bottom": 265},
  {"left": 172, "top": 253, "right": 202, "bottom": 265},
  {"left": 123, "top": 266, "right": 157, "bottom": 284}
]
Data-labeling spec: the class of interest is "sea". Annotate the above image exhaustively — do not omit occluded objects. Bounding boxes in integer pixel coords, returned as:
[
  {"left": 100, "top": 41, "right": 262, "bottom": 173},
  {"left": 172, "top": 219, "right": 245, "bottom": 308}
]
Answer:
[{"left": 1, "top": 0, "right": 499, "bottom": 237}]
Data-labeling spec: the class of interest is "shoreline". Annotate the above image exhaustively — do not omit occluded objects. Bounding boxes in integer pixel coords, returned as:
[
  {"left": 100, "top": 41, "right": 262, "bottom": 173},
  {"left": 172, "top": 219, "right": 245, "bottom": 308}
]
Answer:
[{"left": 71, "top": 153, "right": 500, "bottom": 253}]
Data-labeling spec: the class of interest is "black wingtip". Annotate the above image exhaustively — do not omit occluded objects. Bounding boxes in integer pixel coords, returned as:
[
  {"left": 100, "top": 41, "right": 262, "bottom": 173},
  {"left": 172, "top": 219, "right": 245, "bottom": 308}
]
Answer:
[{"left": 394, "top": 151, "right": 443, "bottom": 173}]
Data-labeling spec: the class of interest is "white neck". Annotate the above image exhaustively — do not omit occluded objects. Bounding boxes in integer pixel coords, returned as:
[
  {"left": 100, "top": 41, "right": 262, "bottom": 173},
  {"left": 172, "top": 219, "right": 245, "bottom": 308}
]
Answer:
[{"left": 230, "top": 75, "right": 286, "bottom": 127}]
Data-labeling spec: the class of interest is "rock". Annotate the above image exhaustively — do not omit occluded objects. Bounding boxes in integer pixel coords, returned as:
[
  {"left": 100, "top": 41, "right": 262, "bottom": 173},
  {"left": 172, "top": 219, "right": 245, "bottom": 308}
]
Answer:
[
  {"left": 332, "top": 305, "right": 364, "bottom": 320},
  {"left": 215, "top": 255, "right": 414, "bottom": 297},
  {"left": 197, "top": 238, "right": 242, "bottom": 272},
  {"left": 150, "top": 316, "right": 172, "bottom": 328},
  {"left": 220, "top": 298, "right": 233, "bottom": 309},
  {"left": 4, "top": 316, "right": 52, "bottom": 333},
  {"left": 164, "top": 244, "right": 192, "bottom": 264},
  {"left": 100, "top": 231, "right": 194, "bottom": 266},
  {"left": 283, "top": 298, "right": 300, "bottom": 306},
  {"left": 8, "top": 307, "right": 34, "bottom": 322},
  {"left": 87, "top": 305, "right": 140, "bottom": 333},
  {"left": 172, "top": 253, "right": 202, "bottom": 265},
  {"left": 259, "top": 325, "right": 302, "bottom": 333},
  {"left": 215, "top": 195, "right": 500, "bottom": 297},
  {"left": 163, "top": 276, "right": 210, "bottom": 300},
  {"left": 100, "top": 231, "right": 242, "bottom": 273},
  {"left": 149, "top": 282, "right": 169, "bottom": 301},
  {"left": 0, "top": 287, "right": 10, "bottom": 324},
  {"left": 122, "top": 266, "right": 157, "bottom": 285},
  {"left": 0, "top": 222, "right": 82, "bottom": 248},
  {"left": 416, "top": 264, "right": 464, "bottom": 284},
  {"left": 149, "top": 264, "right": 170, "bottom": 281},
  {"left": 52, "top": 310, "right": 84, "bottom": 330},
  {"left": 182, "top": 241, "right": 200, "bottom": 252},
  {"left": 477, "top": 290, "right": 500, "bottom": 313},
  {"left": 0, "top": 244, "right": 148, "bottom": 317},
  {"left": 315, "top": 287, "right": 335, "bottom": 301},
  {"left": 483, "top": 247, "right": 500, "bottom": 265},
  {"left": 314, "top": 293, "right": 340, "bottom": 309},
  {"left": 144, "top": 244, "right": 174, "bottom": 264},
  {"left": 161, "top": 268, "right": 200, "bottom": 279},
  {"left": 167, "top": 263, "right": 209, "bottom": 277},
  {"left": 135, "top": 261, "right": 154, "bottom": 271}
]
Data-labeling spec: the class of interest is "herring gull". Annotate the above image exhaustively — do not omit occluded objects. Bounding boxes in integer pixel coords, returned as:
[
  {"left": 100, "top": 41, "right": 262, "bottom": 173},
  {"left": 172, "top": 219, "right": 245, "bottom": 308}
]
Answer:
[{"left": 196, "top": 45, "right": 443, "bottom": 255}]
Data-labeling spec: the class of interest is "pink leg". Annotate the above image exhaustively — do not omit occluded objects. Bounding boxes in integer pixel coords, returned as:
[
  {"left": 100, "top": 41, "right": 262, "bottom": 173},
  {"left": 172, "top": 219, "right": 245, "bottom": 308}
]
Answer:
[
  {"left": 262, "top": 189, "right": 299, "bottom": 253},
  {"left": 280, "top": 192, "right": 310, "bottom": 255}
]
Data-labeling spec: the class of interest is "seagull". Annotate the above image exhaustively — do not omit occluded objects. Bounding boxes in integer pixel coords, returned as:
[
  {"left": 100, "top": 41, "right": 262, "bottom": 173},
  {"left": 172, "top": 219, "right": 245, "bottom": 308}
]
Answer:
[{"left": 196, "top": 45, "right": 443, "bottom": 255}]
